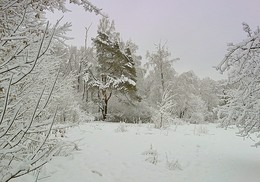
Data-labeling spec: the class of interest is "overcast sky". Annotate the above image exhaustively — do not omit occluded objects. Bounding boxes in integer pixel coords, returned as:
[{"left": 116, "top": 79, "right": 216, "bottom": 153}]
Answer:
[{"left": 46, "top": 0, "right": 260, "bottom": 80}]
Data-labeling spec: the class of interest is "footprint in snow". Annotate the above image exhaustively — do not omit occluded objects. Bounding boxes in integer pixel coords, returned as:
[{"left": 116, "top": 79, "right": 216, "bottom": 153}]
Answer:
[{"left": 91, "top": 170, "right": 103, "bottom": 177}]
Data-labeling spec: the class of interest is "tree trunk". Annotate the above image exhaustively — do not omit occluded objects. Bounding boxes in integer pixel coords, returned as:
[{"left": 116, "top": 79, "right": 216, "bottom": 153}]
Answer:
[
  {"left": 160, "top": 62, "right": 165, "bottom": 92},
  {"left": 102, "top": 99, "right": 108, "bottom": 120},
  {"left": 77, "top": 63, "right": 82, "bottom": 92},
  {"left": 101, "top": 90, "right": 112, "bottom": 121},
  {"left": 160, "top": 113, "right": 163, "bottom": 128}
]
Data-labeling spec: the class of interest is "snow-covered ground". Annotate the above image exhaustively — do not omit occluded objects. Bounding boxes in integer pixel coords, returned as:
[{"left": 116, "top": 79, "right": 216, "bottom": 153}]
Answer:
[{"left": 13, "top": 122, "right": 260, "bottom": 182}]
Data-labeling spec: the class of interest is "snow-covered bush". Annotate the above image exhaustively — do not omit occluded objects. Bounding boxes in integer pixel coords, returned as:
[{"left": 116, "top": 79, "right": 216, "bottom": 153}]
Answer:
[
  {"left": 165, "top": 154, "right": 182, "bottom": 171},
  {"left": 194, "top": 125, "right": 209, "bottom": 135},
  {"left": 187, "top": 95, "right": 207, "bottom": 124},
  {"left": 152, "top": 111, "right": 172, "bottom": 129},
  {"left": 115, "top": 122, "right": 128, "bottom": 132},
  {"left": 142, "top": 145, "right": 159, "bottom": 165},
  {"left": 108, "top": 97, "right": 151, "bottom": 123},
  {"left": 151, "top": 88, "right": 175, "bottom": 129}
]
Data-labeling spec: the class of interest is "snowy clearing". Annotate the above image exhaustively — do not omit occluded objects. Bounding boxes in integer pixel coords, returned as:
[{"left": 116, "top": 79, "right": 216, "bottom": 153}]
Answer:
[{"left": 13, "top": 122, "right": 260, "bottom": 182}]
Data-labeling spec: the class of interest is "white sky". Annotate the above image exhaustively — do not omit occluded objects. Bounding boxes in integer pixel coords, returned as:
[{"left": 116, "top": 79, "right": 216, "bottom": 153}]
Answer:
[{"left": 46, "top": 0, "right": 260, "bottom": 80}]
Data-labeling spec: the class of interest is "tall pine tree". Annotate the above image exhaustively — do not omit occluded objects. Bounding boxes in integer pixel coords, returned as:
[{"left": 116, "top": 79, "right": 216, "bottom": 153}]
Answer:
[{"left": 91, "top": 18, "right": 140, "bottom": 120}]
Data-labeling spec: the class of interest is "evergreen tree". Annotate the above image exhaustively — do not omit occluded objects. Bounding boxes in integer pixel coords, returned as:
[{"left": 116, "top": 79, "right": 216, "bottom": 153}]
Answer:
[{"left": 91, "top": 18, "right": 140, "bottom": 120}]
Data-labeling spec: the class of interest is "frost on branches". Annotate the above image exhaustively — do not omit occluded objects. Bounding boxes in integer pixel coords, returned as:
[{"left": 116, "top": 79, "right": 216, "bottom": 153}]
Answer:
[
  {"left": 0, "top": 0, "right": 102, "bottom": 181},
  {"left": 216, "top": 23, "right": 260, "bottom": 145},
  {"left": 152, "top": 87, "right": 175, "bottom": 129}
]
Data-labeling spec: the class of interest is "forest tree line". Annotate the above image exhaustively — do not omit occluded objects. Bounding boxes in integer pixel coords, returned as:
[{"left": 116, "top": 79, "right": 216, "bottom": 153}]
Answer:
[{"left": 57, "top": 17, "right": 225, "bottom": 127}]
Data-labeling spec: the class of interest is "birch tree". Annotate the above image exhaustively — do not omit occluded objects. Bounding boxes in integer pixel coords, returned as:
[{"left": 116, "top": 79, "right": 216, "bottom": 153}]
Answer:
[
  {"left": 146, "top": 43, "right": 178, "bottom": 93},
  {"left": 152, "top": 87, "right": 175, "bottom": 128}
]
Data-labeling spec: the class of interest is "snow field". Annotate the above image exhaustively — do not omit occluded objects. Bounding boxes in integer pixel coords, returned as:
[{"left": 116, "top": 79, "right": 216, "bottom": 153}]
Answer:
[{"left": 13, "top": 122, "right": 260, "bottom": 182}]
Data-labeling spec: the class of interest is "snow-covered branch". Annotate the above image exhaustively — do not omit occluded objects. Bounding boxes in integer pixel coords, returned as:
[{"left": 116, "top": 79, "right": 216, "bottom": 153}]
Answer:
[{"left": 216, "top": 23, "right": 260, "bottom": 143}]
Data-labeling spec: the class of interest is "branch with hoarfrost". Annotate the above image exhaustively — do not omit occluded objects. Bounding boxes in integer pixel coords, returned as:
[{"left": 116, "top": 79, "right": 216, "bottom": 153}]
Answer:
[
  {"left": 0, "top": 82, "right": 58, "bottom": 182},
  {"left": 215, "top": 23, "right": 260, "bottom": 144},
  {"left": 152, "top": 87, "right": 176, "bottom": 129},
  {"left": 215, "top": 28, "right": 259, "bottom": 75},
  {"left": 0, "top": 0, "right": 103, "bottom": 181}
]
